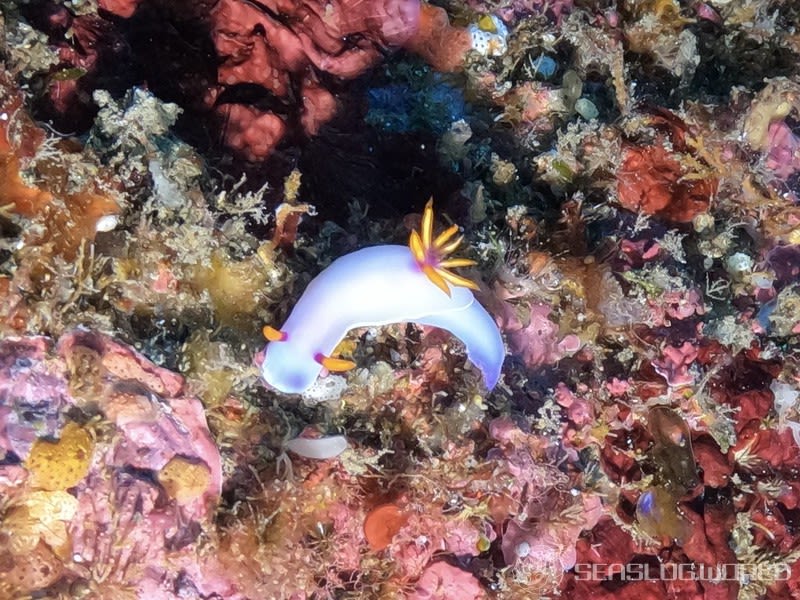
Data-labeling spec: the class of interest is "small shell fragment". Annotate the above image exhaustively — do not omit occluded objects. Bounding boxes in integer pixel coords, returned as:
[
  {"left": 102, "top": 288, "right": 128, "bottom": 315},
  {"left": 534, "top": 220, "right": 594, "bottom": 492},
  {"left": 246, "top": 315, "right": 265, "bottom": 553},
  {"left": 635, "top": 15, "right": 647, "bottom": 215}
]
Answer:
[
  {"left": 94, "top": 214, "right": 119, "bottom": 232},
  {"left": 285, "top": 435, "right": 348, "bottom": 460}
]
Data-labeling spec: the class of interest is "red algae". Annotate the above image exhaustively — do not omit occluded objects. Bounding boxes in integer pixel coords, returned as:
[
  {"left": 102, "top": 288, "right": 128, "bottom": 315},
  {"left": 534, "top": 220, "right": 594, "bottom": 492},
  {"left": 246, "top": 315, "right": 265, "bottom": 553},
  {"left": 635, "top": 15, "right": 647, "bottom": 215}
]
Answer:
[
  {"left": 364, "top": 503, "right": 408, "bottom": 551},
  {"left": 617, "top": 143, "right": 716, "bottom": 222},
  {"left": 0, "top": 72, "right": 120, "bottom": 260}
]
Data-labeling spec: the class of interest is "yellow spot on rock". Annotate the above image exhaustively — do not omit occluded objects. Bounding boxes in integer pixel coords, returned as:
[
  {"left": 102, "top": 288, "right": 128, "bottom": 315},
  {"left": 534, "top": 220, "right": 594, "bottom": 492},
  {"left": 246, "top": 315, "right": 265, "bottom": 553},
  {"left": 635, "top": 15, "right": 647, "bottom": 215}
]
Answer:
[
  {"left": 191, "top": 251, "right": 268, "bottom": 327},
  {"left": 158, "top": 456, "right": 212, "bottom": 505},
  {"left": 25, "top": 422, "right": 93, "bottom": 491}
]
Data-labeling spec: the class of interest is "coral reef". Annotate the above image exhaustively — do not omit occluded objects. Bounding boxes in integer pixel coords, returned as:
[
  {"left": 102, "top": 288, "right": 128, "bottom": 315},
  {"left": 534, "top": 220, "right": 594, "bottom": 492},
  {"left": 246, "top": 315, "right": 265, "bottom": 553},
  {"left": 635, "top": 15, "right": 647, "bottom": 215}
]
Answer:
[
  {"left": 0, "top": 332, "right": 224, "bottom": 598},
  {"left": 2, "top": 0, "right": 800, "bottom": 598}
]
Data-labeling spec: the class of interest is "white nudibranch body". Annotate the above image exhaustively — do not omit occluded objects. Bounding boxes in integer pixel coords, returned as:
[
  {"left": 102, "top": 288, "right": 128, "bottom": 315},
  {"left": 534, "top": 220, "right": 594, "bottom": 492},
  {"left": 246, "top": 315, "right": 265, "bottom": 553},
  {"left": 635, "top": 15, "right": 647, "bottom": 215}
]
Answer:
[{"left": 259, "top": 202, "right": 505, "bottom": 395}]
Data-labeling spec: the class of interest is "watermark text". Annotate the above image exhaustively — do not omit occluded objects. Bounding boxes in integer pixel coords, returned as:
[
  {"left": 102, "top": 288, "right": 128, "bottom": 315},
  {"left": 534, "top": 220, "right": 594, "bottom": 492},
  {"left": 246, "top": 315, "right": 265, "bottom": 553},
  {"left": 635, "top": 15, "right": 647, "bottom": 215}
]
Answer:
[{"left": 573, "top": 563, "right": 790, "bottom": 582}]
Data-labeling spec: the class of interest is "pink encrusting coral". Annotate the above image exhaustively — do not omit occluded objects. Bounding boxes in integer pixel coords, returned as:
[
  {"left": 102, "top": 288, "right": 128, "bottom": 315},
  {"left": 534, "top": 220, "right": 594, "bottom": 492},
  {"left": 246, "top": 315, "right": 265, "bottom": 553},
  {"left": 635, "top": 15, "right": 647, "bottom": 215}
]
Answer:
[
  {"left": 0, "top": 332, "right": 227, "bottom": 598},
  {"left": 502, "top": 302, "right": 582, "bottom": 369},
  {"left": 487, "top": 417, "right": 603, "bottom": 575},
  {"left": 652, "top": 341, "right": 700, "bottom": 387},
  {"left": 0, "top": 337, "right": 68, "bottom": 459},
  {"left": 765, "top": 120, "right": 800, "bottom": 180},
  {"left": 408, "top": 561, "right": 485, "bottom": 600}
]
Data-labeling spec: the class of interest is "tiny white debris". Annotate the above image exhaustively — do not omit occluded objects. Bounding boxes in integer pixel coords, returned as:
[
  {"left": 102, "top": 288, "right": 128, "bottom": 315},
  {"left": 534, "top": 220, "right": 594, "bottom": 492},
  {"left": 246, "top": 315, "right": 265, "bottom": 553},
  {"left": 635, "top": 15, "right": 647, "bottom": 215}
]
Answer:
[
  {"left": 516, "top": 540, "right": 531, "bottom": 558},
  {"left": 771, "top": 380, "right": 800, "bottom": 414},
  {"left": 771, "top": 380, "right": 800, "bottom": 447},
  {"left": 750, "top": 271, "right": 775, "bottom": 289},
  {"left": 149, "top": 159, "right": 183, "bottom": 209},
  {"left": 94, "top": 214, "right": 119, "bottom": 232},
  {"left": 575, "top": 98, "right": 599, "bottom": 120},
  {"left": 725, "top": 252, "right": 753, "bottom": 277}
]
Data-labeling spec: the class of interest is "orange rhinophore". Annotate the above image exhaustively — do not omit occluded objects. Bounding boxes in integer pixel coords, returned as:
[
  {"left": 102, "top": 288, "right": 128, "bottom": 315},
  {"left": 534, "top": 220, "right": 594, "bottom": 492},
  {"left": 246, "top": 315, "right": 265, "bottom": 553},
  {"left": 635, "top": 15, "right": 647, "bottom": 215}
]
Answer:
[
  {"left": 315, "top": 353, "right": 357, "bottom": 372},
  {"left": 262, "top": 325, "right": 288, "bottom": 342}
]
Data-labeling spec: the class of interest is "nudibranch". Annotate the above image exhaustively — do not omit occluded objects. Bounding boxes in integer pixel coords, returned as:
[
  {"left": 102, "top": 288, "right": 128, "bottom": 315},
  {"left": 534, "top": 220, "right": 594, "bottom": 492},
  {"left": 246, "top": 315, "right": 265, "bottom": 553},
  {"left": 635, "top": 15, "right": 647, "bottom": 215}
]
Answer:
[{"left": 259, "top": 201, "right": 505, "bottom": 394}]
